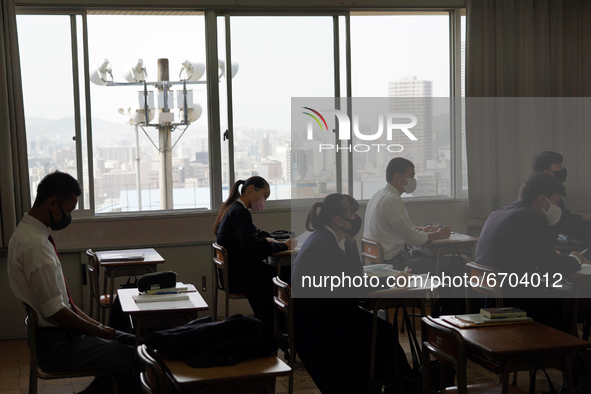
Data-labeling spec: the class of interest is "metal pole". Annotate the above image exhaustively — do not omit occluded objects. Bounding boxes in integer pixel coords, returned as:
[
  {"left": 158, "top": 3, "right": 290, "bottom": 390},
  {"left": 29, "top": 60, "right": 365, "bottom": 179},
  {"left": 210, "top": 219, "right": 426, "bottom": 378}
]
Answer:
[
  {"left": 158, "top": 58, "right": 173, "bottom": 210},
  {"left": 135, "top": 124, "right": 142, "bottom": 211}
]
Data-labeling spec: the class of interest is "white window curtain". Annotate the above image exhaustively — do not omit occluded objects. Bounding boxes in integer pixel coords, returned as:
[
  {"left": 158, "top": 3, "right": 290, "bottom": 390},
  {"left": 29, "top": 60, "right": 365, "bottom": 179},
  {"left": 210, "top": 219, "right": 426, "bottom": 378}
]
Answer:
[
  {"left": 466, "top": 0, "right": 591, "bottom": 222},
  {"left": 1, "top": 0, "right": 30, "bottom": 247}
]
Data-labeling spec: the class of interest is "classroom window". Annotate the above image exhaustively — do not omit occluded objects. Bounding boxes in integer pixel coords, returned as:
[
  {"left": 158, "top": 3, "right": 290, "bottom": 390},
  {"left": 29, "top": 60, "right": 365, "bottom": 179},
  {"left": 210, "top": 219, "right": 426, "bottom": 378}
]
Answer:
[{"left": 17, "top": 8, "right": 467, "bottom": 216}]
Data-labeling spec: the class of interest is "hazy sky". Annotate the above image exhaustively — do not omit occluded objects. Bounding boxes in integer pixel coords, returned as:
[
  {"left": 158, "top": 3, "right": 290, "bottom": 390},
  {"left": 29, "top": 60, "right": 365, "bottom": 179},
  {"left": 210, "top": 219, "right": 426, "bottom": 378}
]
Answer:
[{"left": 17, "top": 14, "right": 460, "bottom": 135}]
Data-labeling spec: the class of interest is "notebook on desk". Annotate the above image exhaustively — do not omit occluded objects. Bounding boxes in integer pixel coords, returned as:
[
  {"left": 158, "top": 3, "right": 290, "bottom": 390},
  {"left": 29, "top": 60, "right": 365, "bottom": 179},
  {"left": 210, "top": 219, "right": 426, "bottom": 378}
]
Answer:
[{"left": 443, "top": 314, "right": 532, "bottom": 328}]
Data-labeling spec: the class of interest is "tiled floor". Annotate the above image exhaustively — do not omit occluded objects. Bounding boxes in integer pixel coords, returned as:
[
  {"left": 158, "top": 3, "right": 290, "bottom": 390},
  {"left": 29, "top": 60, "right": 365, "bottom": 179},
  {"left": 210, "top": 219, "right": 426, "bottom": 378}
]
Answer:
[{"left": 0, "top": 312, "right": 573, "bottom": 394}]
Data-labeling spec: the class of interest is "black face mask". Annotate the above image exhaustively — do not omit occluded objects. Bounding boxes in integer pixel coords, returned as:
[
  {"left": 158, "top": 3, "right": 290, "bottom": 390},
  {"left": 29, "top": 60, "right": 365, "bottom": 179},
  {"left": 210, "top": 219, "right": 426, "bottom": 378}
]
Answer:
[
  {"left": 551, "top": 167, "right": 567, "bottom": 183},
  {"left": 341, "top": 215, "right": 362, "bottom": 237},
  {"left": 49, "top": 205, "right": 72, "bottom": 231}
]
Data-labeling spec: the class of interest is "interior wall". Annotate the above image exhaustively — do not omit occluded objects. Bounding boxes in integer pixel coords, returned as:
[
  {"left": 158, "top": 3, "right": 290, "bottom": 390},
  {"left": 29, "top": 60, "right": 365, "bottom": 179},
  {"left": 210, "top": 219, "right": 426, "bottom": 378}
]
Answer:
[{"left": 0, "top": 198, "right": 468, "bottom": 340}]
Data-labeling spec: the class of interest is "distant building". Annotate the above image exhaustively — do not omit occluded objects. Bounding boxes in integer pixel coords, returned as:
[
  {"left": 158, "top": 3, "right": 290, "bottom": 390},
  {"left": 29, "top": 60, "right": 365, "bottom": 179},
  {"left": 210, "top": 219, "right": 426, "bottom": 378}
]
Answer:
[{"left": 388, "top": 76, "right": 433, "bottom": 173}]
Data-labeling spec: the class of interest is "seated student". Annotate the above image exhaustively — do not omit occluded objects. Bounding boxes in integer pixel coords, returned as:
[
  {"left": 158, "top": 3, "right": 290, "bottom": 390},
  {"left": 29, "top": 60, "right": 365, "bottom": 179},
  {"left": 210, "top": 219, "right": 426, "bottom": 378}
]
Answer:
[
  {"left": 363, "top": 157, "right": 454, "bottom": 275},
  {"left": 532, "top": 151, "right": 591, "bottom": 245},
  {"left": 476, "top": 172, "right": 591, "bottom": 332},
  {"left": 7, "top": 171, "right": 136, "bottom": 394},
  {"left": 291, "top": 193, "right": 411, "bottom": 394},
  {"left": 213, "top": 176, "right": 294, "bottom": 329}
]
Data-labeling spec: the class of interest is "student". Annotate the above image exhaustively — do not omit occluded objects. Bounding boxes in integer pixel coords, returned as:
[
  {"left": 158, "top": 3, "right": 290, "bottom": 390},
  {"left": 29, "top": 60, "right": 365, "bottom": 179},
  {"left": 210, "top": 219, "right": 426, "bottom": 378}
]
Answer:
[
  {"left": 364, "top": 157, "right": 453, "bottom": 275},
  {"left": 291, "top": 193, "right": 411, "bottom": 394},
  {"left": 213, "top": 176, "right": 294, "bottom": 329},
  {"left": 532, "top": 151, "right": 591, "bottom": 244},
  {"left": 476, "top": 172, "right": 591, "bottom": 332},
  {"left": 7, "top": 171, "right": 136, "bottom": 394}
]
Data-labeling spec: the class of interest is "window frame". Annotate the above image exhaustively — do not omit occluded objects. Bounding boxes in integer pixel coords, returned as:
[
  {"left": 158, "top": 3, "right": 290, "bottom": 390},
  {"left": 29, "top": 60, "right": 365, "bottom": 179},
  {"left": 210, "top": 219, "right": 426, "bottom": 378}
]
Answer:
[{"left": 15, "top": 6, "right": 467, "bottom": 219}]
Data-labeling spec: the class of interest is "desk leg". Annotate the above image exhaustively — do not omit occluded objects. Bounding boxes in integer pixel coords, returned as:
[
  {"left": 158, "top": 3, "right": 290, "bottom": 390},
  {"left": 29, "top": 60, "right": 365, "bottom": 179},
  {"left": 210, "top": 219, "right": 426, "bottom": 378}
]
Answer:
[
  {"left": 109, "top": 274, "right": 115, "bottom": 326},
  {"left": 102, "top": 271, "right": 109, "bottom": 324},
  {"left": 369, "top": 302, "right": 380, "bottom": 381},
  {"left": 564, "top": 354, "right": 573, "bottom": 394},
  {"left": 500, "top": 368, "right": 510, "bottom": 394}
]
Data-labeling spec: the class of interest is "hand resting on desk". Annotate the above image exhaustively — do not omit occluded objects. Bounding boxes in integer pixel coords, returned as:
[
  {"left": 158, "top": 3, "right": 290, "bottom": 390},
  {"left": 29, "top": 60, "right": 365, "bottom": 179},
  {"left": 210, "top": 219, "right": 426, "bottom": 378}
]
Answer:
[
  {"left": 426, "top": 225, "right": 452, "bottom": 242},
  {"left": 266, "top": 237, "right": 297, "bottom": 250}
]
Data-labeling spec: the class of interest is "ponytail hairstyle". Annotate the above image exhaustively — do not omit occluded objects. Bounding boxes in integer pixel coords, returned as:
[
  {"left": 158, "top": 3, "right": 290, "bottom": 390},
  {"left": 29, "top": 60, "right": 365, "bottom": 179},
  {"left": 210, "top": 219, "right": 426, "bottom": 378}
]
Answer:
[
  {"left": 305, "top": 193, "right": 359, "bottom": 232},
  {"left": 213, "top": 176, "right": 270, "bottom": 235}
]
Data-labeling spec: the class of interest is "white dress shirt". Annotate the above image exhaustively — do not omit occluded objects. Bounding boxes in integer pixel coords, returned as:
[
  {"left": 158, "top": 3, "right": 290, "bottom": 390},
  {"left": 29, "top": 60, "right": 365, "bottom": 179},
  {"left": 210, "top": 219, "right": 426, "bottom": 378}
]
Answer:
[
  {"left": 363, "top": 183, "right": 428, "bottom": 260},
  {"left": 8, "top": 214, "right": 70, "bottom": 327}
]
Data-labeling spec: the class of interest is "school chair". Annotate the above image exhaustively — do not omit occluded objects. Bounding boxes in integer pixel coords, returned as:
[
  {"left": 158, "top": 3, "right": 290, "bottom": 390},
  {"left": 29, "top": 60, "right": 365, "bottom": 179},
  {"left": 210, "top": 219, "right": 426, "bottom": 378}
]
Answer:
[
  {"left": 464, "top": 261, "right": 504, "bottom": 314},
  {"left": 23, "top": 303, "right": 118, "bottom": 394},
  {"left": 212, "top": 242, "right": 248, "bottom": 321},
  {"left": 137, "top": 344, "right": 171, "bottom": 394},
  {"left": 86, "top": 249, "right": 113, "bottom": 324},
  {"left": 272, "top": 276, "right": 295, "bottom": 394},
  {"left": 361, "top": 237, "right": 384, "bottom": 266},
  {"left": 421, "top": 316, "right": 527, "bottom": 394}
]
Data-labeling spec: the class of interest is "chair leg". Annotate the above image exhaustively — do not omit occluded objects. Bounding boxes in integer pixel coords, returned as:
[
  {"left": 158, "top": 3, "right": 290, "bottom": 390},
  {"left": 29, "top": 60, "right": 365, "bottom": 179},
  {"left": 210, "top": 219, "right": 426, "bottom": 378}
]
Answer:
[
  {"left": 583, "top": 321, "right": 591, "bottom": 341},
  {"left": 512, "top": 371, "right": 518, "bottom": 386},
  {"left": 528, "top": 370, "right": 536, "bottom": 393},
  {"left": 225, "top": 293, "right": 230, "bottom": 321},
  {"left": 213, "top": 287, "right": 218, "bottom": 322},
  {"left": 29, "top": 367, "right": 37, "bottom": 394}
]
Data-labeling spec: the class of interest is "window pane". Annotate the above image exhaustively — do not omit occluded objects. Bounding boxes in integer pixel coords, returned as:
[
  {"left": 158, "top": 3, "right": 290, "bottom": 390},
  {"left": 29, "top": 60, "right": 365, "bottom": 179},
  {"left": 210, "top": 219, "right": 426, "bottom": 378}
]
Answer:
[
  {"left": 87, "top": 15, "right": 209, "bottom": 212},
  {"left": 229, "top": 16, "right": 335, "bottom": 200},
  {"left": 18, "top": 15, "right": 78, "bottom": 204},
  {"left": 350, "top": 14, "right": 452, "bottom": 199},
  {"left": 461, "top": 14, "right": 468, "bottom": 194}
]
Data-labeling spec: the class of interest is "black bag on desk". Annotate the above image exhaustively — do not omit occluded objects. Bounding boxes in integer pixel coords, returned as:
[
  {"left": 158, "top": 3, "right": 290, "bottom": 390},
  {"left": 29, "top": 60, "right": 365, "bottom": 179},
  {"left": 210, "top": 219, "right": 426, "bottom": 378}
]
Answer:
[
  {"left": 137, "top": 271, "right": 177, "bottom": 292},
  {"left": 148, "top": 314, "right": 277, "bottom": 368}
]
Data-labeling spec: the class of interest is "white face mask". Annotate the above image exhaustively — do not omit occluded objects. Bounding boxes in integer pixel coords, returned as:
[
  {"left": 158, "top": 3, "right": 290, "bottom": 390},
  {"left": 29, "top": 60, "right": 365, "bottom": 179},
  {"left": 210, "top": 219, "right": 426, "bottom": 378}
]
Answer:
[
  {"left": 543, "top": 196, "right": 562, "bottom": 226},
  {"left": 402, "top": 177, "right": 417, "bottom": 194}
]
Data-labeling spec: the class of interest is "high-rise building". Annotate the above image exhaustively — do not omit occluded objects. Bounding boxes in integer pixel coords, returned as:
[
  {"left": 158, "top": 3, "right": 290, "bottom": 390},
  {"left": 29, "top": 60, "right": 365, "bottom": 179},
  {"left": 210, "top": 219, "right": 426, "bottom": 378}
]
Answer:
[{"left": 388, "top": 76, "right": 433, "bottom": 173}]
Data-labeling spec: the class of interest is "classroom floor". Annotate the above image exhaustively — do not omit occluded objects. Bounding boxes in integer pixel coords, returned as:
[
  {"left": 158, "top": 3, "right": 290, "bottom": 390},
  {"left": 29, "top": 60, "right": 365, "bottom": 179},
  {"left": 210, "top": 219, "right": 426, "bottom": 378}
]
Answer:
[{"left": 0, "top": 312, "right": 574, "bottom": 394}]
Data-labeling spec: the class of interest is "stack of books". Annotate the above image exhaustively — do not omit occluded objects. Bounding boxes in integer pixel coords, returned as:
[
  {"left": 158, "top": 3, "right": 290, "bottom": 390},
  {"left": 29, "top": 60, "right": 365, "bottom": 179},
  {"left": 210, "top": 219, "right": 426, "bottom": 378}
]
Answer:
[
  {"left": 443, "top": 307, "right": 532, "bottom": 328},
  {"left": 132, "top": 282, "right": 196, "bottom": 303}
]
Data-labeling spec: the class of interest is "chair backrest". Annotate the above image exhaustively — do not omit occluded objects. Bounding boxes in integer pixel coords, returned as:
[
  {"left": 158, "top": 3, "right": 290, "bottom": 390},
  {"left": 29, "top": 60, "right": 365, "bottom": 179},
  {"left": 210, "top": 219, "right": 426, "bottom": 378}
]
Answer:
[
  {"left": 137, "top": 344, "right": 170, "bottom": 394},
  {"left": 361, "top": 238, "right": 384, "bottom": 266},
  {"left": 272, "top": 276, "right": 295, "bottom": 394},
  {"left": 23, "top": 303, "right": 40, "bottom": 374},
  {"left": 86, "top": 249, "right": 101, "bottom": 320},
  {"left": 421, "top": 316, "right": 467, "bottom": 394},
  {"left": 212, "top": 243, "right": 229, "bottom": 292},
  {"left": 464, "top": 261, "right": 504, "bottom": 313},
  {"left": 272, "top": 276, "right": 294, "bottom": 350}
]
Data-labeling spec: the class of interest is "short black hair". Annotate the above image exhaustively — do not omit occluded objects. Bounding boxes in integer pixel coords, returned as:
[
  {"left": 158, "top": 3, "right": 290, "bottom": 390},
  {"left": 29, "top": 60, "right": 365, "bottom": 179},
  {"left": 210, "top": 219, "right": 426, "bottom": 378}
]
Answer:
[
  {"left": 518, "top": 172, "right": 565, "bottom": 206},
  {"left": 33, "top": 171, "right": 81, "bottom": 207},
  {"left": 386, "top": 157, "right": 414, "bottom": 183},
  {"left": 531, "top": 151, "right": 563, "bottom": 173}
]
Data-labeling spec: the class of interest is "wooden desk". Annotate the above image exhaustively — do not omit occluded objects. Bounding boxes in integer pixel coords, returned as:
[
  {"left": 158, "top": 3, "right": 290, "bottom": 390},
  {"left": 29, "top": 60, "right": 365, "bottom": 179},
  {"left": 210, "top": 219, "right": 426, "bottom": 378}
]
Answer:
[
  {"left": 268, "top": 247, "right": 299, "bottom": 277},
  {"left": 159, "top": 354, "right": 291, "bottom": 393},
  {"left": 434, "top": 318, "right": 590, "bottom": 394},
  {"left": 418, "top": 232, "right": 478, "bottom": 275},
  {"left": 97, "top": 248, "right": 165, "bottom": 325},
  {"left": 117, "top": 287, "right": 208, "bottom": 347},
  {"left": 367, "top": 281, "right": 437, "bottom": 380}
]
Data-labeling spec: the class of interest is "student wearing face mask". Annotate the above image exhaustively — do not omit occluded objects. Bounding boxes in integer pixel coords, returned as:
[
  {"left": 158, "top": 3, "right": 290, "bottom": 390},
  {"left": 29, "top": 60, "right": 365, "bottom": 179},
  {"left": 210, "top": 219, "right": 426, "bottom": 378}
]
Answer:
[
  {"left": 476, "top": 172, "right": 591, "bottom": 332},
  {"left": 7, "top": 171, "right": 137, "bottom": 394},
  {"left": 532, "top": 151, "right": 591, "bottom": 245},
  {"left": 213, "top": 176, "right": 294, "bottom": 329},
  {"left": 363, "top": 157, "right": 454, "bottom": 275},
  {"left": 291, "top": 194, "right": 411, "bottom": 394}
]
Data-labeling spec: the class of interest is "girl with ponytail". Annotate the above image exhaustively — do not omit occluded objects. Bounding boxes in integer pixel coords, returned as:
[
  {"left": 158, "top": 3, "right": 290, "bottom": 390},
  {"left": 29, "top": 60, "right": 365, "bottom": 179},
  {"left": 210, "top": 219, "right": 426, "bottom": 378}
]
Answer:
[
  {"left": 213, "top": 176, "right": 294, "bottom": 329},
  {"left": 291, "top": 193, "right": 410, "bottom": 393}
]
